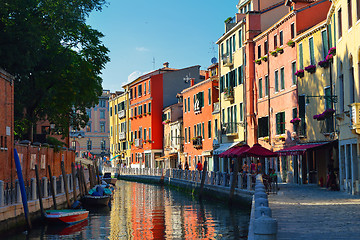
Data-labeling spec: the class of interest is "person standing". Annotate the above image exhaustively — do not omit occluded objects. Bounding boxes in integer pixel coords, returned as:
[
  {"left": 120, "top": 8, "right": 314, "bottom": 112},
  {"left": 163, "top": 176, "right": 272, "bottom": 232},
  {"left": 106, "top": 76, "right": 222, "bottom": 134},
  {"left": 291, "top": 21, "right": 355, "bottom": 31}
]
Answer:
[
  {"left": 184, "top": 161, "right": 189, "bottom": 170},
  {"left": 178, "top": 161, "right": 182, "bottom": 169},
  {"left": 196, "top": 161, "right": 203, "bottom": 171}
]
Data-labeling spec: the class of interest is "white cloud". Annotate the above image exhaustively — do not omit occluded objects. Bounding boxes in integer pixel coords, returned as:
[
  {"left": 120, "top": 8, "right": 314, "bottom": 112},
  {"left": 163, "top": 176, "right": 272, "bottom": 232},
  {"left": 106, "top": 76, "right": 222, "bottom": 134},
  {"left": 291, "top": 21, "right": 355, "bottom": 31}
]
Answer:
[
  {"left": 135, "top": 47, "right": 149, "bottom": 52},
  {"left": 127, "top": 71, "right": 142, "bottom": 83}
]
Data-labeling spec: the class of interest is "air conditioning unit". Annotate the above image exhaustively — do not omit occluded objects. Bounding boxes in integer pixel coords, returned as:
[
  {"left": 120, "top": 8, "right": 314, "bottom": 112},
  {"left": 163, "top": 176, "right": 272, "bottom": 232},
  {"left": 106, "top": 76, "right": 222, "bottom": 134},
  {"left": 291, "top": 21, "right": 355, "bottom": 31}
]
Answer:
[
  {"left": 135, "top": 138, "right": 143, "bottom": 148},
  {"left": 119, "top": 132, "right": 126, "bottom": 140},
  {"left": 118, "top": 110, "right": 126, "bottom": 119}
]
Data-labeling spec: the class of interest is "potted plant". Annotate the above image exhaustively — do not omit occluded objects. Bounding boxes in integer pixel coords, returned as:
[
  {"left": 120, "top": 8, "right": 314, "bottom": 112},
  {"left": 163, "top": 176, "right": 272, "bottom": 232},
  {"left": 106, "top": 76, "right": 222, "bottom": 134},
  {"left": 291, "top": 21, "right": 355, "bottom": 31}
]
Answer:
[
  {"left": 295, "top": 69, "right": 304, "bottom": 78},
  {"left": 313, "top": 113, "right": 325, "bottom": 121},
  {"left": 318, "top": 59, "right": 329, "bottom": 68},
  {"left": 290, "top": 118, "right": 301, "bottom": 124},
  {"left": 270, "top": 50, "right": 277, "bottom": 57},
  {"left": 263, "top": 136, "right": 269, "bottom": 142},
  {"left": 326, "top": 54, "right": 334, "bottom": 63},
  {"left": 328, "top": 47, "right": 336, "bottom": 56},
  {"left": 279, "top": 136, "right": 285, "bottom": 141},
  {"left": 323, "top": 108, "right": 335, "bottom": 118},
  {"left": 305, "top": 64, "right": 316, "bottom": 73},
  {"left": 276, "top": 47, "right": 284, "bottom": 54},
  {"left": 255, "top": 59, "right": 262, "bottom": 65},
  {"left": 287, "top": 40, "right": 295, "bottom": 47},
  {"left": 261, "top": 55, "right": 268, "bottom": 62},
  {"left": 224, "top": 17, "right": 233, "bottom": 23}
]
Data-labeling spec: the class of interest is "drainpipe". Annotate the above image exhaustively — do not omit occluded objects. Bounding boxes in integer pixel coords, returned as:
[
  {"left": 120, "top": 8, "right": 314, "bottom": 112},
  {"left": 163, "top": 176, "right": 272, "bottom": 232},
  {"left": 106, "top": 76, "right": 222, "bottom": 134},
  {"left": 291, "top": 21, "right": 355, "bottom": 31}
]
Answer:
[{"left": 267, "top": 34, "right": 271, "bottom": 147}]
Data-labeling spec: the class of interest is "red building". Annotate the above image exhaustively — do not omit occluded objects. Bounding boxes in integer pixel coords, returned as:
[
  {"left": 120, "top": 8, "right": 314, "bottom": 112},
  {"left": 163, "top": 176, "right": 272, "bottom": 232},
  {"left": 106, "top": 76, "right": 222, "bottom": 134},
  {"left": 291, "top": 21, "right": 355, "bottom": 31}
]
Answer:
[
  {"left": 181, "top": 64, "right": 219, "bottom": 170},
  {"left": 125, "top": 62, "right": 203, "bottom": 168},
  {"left": 253, "top": 0, "right": 331, "bottom": 152},
  {"left": 0, "top": 69, "right": 14, "bottom": 182}
]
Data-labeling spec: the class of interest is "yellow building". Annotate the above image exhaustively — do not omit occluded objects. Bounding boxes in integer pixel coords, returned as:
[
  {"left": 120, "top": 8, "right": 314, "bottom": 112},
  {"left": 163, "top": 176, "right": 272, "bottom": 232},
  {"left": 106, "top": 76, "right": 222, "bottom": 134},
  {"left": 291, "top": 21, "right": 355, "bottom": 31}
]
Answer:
[
  {"left": 291, "top": 21, "right": 338, "bottom": 185},
  {"left": 327, "top": 0, "right": 360, "bottom": 194},
  {"left": 109, "top": 91, "right": 131, "bottom": 167}
]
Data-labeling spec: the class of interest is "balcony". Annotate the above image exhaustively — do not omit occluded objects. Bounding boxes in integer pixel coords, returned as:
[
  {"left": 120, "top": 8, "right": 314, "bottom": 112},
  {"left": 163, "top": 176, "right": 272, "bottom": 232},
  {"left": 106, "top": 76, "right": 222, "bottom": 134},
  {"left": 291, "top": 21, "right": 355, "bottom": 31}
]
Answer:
[
  {"left": 224, "top": 87, "right": 234, "bottom": 101},
  {"left": 225, "top": 16, "right": 236, "bottom": 33},
  {"left": 222, "top": 53, "right": 233, "bottom": 67},
  {"left": 192, "top": 136, "right": 202, "bottom": 149},
  {"left": 118, "top": 110, "right": 126, "bottom": 119},
  {"left": 135, "top": 138, "right": 143, "bottom": 148},
  {"left": 222, "top": 122, "right": 238, "bottom": 136},
  {"left": 350, "top": 103, "right": 360, "bottom": 134},
  {"left": 119, "top": 132, "right": 126, "bottom": 141}
]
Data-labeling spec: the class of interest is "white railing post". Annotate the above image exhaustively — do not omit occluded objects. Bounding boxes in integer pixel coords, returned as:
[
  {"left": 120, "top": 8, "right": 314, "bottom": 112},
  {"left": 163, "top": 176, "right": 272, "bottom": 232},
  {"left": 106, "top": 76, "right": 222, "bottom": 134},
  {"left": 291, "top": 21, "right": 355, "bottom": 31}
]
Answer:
[{"left": 31, "top": 178, "right": 37, "bottom": 200}]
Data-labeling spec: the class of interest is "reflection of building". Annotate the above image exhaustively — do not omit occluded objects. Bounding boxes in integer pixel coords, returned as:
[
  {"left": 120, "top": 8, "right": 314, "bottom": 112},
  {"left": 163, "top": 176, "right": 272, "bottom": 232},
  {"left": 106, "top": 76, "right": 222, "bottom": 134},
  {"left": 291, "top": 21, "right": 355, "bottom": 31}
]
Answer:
[
  {"left": 0, "top": 69, "right": 14, "bottom": 182},
  {"left": 70, "top": 90, "right": 111, "bottom": 159},
  {"left": 108, "top": 91, "right": 131, "bottom": 167},
  {"left": 124, "top": 62, "right": 203, "bottom": 168}
]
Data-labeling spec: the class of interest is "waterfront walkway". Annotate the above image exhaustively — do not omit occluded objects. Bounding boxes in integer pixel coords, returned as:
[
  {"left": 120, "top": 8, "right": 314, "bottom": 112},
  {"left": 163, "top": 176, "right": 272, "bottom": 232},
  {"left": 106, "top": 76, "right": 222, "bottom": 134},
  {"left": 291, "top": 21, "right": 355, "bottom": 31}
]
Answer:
[{"left": 268, "top": 184, "right": 360, "bottom": 240}]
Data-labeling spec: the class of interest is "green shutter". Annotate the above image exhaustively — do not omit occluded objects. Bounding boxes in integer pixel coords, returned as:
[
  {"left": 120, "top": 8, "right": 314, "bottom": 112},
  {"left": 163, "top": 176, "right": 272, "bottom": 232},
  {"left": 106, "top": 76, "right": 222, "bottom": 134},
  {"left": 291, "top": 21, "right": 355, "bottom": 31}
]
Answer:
[
  {"left": 276, "top": 113, "right": 281, "bottom": 134},
  {"left": 321, "top": 30, "right": 329, "bottom": 59},
  {"left": 275, "top": 71, "right": 279, "bottom": 92},
  {"left": 298, "top": 95, "right": 305, "bottom": 118},
  {"left": 299, "top": 43, "right": 303, "bottom": 69},
  {"left": 281, "top": 68, "right": 285, "bottom": 90},
  {"left": 259, "top": 79, "right": 263, "bottom": 98},
  {"left": 309, "top": 37, "right": 315, "bottom": 65}
]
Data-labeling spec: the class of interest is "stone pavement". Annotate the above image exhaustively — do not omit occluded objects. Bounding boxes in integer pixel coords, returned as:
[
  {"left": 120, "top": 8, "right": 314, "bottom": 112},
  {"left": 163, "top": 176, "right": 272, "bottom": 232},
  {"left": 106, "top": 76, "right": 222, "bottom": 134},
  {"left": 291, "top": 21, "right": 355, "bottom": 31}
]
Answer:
[{"left": 268, "top": 184, "right": 360, "bottom": 240}]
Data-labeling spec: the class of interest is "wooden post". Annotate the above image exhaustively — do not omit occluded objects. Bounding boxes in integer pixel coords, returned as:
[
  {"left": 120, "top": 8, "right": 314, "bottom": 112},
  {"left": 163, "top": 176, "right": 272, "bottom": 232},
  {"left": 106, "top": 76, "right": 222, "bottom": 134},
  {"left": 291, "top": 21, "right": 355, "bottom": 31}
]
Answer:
[
  {"left": 47, "top": 165, "right": 57, "bottom": 210},
  {"left": 81, "top": 166, "right": 88, "bottom": 194},
  {"left": 199, "top": 160, "right": 208, "bottom": 198},
  {"left": 94, "top": 161, "right": 100, "bottom": 185},
  {"left": 91, "top": 165, "right": 97, "bottom": 186},
  {"left": 88, "top": 164, "right": 94, "bottom": 189},
  {"left": 229, "top": 158, "right": 239, "bottom": 201},
  {"left": 71, "top": 163, "right": 77, "bottom": 202},
  {"left": 76, "top": 167, "right": 84, "bottom": 197},
  {"left": 61, "top": 161, "right": 71, "bottom": 208},
  {"left": 34, "top": 164, "right": 45, "bottom": 218}
]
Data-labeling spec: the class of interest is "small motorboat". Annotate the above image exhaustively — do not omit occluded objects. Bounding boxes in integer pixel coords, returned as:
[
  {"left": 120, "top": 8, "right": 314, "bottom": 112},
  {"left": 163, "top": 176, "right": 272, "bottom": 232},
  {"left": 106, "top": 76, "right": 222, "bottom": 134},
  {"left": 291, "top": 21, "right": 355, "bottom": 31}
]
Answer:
[
  {"left": 45, "top": 209, "right": 89, "bottom": 225},
  {"left": 102, "top": 172, "right": 117, "bottom": 185},
  {"left": 82, "top": 194, "right": 111, "bottom": 207}
]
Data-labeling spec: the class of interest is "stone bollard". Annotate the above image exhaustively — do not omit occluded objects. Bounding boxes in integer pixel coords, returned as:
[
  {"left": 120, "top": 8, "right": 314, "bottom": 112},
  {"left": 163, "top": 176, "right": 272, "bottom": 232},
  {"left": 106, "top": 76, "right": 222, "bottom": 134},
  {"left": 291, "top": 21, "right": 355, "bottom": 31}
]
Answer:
[
  {"left": 255, "top": 197, "right": 269, "bottom": 208},
  {"left": 254, "top": 215, "right": 277, "bottom": 240},
  {"left": 230, "top": 173, "right": 234, "bottom": 187},
  {"left": 42, "top": 177, "right": 48, "bottom": 198},
  {"left": 255, "top": 206, "right": 272, "bottom": 219},
  {"left": 238, "top": 173, "right": 243, "bottom": 189},
  {"left": 255, "top": 184, "right": 265, "bottom": 190},
  {"left": 222, "top": 173, "right": 226, "bottom": 187},
  {"left": 247, "top": 174, "right": 252, "bottom": 190},
  {"left": 216, "top": 172, "right": 221, "bottom": 185},
  {"left": 31, "top": 178, "right": 37, "bottom": 200},
  {"left": 60, "top": 175, "right": 64, "bottom": 193},
  {"left": 52, "top": 176, "right": 57, "bottom": 195},
  {"left": 0, "top": 180, "right": 4, "bottom": 207},
  {"left": 210, "top": 172, "right": 215, "bottom": 185},
  {"left": 254, "top": 191, "right": 268, "bottom": 200},
  {"left": 15, "top": 180, "right": 21, "bottom": 203}
]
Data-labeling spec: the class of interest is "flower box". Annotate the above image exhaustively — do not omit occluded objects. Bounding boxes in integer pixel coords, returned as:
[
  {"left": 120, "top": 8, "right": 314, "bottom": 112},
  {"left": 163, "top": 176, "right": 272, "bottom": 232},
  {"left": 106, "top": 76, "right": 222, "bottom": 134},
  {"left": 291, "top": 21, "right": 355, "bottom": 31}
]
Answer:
[
  {"left": 313, "top": 113, "right": 325, "bottom": 121},
  {"left": 323, "top": 108, "right": 335, "bottom": 117},
  {"left": 290, "top": 118, "right": 301, "bottom": 124},
  {"left": 261, "top": 55, "right": 268, "bottom": 62},
  {"left": 318, "top": 59, "right": 329, "bottom": 68},
  {"left": 295, "top": 69, "right": 304, "bottom": 78},
  {"left": 276, "top": 47, "right": 284, "bottom": 54},
  {"left": 305, "top": 65, "right": 316, "bottom": 73},
  {"left": 287, "top": 40, "right": 295, "bottom": 47},
  {"left": 278, "top": 136, "right": 285, "bottom": 141},
  {"left": 328, "top": 47, "right": 336, "bottom": 56},
  {"left": 255, "top": 59, "right": 262, "bottom": 65},
  {"left": 326, "top": 54, "right": 334, "bottom": 63},
  {"left": 270, "top": 50, "right": 277, "bottom": 57}
]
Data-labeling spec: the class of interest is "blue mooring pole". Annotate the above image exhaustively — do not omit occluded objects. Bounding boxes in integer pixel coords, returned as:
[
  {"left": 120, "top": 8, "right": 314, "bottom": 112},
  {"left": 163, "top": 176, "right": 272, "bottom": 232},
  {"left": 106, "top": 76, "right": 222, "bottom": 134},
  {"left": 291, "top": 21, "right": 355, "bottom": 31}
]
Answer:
[{"left": 14, "top": 148, "right": 32, "bottom": 230}]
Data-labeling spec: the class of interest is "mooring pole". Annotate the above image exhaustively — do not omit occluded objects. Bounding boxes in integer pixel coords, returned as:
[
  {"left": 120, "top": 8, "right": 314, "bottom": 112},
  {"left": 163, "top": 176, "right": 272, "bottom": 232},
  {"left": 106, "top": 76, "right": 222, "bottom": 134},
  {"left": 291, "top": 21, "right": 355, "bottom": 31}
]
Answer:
[
  {"left": 199, "top": 160, "right": 208, "bottom": 198},
  {"left": 34, "top": 164, "right": 45, "bottom": 218},
  {"left": 61, "top": 161, "right": 71, "bottom": 208},
  {"left": 48, "top": 165, "right": 57, "bottom": 209}
]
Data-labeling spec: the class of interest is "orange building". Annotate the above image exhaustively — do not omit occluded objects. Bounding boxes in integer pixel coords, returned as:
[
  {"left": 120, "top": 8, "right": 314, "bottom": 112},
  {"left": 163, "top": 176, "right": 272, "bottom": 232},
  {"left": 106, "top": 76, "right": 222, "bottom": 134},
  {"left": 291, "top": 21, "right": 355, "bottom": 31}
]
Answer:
[
  {"left": 181, "top": 64, "right": 219, "bottom": 170},
  {"left": 125, "top": 63, "right": 202, "bottom": 168}
]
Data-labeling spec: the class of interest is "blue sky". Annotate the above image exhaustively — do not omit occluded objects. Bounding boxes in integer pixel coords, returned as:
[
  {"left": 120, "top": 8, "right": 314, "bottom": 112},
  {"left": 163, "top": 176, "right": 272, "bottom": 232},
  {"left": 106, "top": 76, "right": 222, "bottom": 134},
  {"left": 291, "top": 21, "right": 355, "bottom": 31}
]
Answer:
[{"left": 87, "top": 0, "right": 238, "bottom": 92}]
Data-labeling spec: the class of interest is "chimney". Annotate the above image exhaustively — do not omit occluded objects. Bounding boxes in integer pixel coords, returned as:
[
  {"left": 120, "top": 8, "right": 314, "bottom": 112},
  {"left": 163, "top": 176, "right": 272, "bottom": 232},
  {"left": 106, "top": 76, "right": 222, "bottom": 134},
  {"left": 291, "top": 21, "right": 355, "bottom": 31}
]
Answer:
[
  {"left": 205, "top": 71, "right": 210, "bottom": 79},
  {"left": 190, "top": 78, "right": 195, "bottom": 86},
  {"left": 163, "top": 62, "right": 169, "bottom": 68}
]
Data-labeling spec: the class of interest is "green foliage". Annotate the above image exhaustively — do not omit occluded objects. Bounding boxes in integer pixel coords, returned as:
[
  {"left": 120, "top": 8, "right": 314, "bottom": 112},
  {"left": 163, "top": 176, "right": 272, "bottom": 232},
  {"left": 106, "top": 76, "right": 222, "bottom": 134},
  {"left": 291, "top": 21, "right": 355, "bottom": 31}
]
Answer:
[
  {"left": 46, "top": 136, "right": 66, "bottom": 152},
  {"left": 0, "top": 0, "right": 109, "bottom": 140}
]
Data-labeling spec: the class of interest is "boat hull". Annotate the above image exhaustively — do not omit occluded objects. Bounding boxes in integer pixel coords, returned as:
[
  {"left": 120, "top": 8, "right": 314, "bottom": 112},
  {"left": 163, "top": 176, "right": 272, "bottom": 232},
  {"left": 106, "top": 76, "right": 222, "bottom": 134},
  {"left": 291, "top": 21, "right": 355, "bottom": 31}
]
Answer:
[
  {"left": 46, "top": 210, "right": 89, "bottom": 225},
  {"left": 82, "top": 195, "right": 110, "bottom": 207}
]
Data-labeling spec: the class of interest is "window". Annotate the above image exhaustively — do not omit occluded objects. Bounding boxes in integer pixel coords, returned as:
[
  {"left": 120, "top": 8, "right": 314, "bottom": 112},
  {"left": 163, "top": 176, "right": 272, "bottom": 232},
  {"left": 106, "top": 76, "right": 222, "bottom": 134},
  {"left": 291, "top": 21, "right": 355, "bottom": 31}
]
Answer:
[
  {"left": 291, "top": 23, "right": 295, "bottom": 39},
  {"left": 321, "top": 30, "right": 329, "bottom": 58},
  {"left": 280, "top": 31, "right": 283, "bottom": 46},
  {"left": 357, "top": 0, "right": 360, "bottom": 20},
  {"left": 138, "top": 105, "right": 142, "bottom": 115},
  {"left": 292, "top": 108, "right": 298, "bottom": 132},
  {"left": 264, "top": 41, "right": 268, "bottom": 55},
  {"left": 138, "top": 85, "right": 142, "bottom": 97},
  {"left": 148, "top": 80, "right": 151, "bottom": 93},
  {"left": 299, "top": 95, "right": 306, "bottom": 135},
  {"left": 100, "top": 110, "right": 105, "bottom": 119},
  {"left": 202, "top": 122, "right": 205, "bottom": 139},
  {"left": 238, "top": 29, "right": 243, "bottom": 48},
  {"left": 325, "top": 87, "right": 334, "bottom": 133},
  {"left": 100, "top": 122, "right": 105, "bottom": 132},
  {"left": 348, "top": 0, "right": 353, "bottom": 29},
  {"left": 86, "top": 122, "right": 91, "bottom": 132},
  {"left": 185, "top": 127, "right": 187, "bottom": 143},
  {"left": 299, "top": 43, "right": 303, "bottom": 69},
  {"left": 99, "top": 100, "right": 106, "bottom": 108},
  {"left": 214, "top": 119, "right": 218, "bottom": 139},
  {"left": 111, "top": 126, "right": 113, "bottom": 136},
  {"left": 276, "top": 112, "right": 285, "bottom": 135},
  {"left": 280, "top": 67, "right": 285, "bottom": 90},
  {"left": 188, "top": 127, "right": 191, "bottom": 142},
  {"left": 134, "top": 87, "right": 137, "bottom": 99},
  {"left": 292, "top": 61, "right": 297, "bottom": 85},
  {"left": 222, "top": 109, "right": 225, "bottom": 124},
  {"left": 258, "top": 45, "right": 261, "bottom": 59},
  {"left": 149, "top": 128, "right": 151, "bottom": 140},
  {"left": 130, "top": 89, "right": 133, "bottom": 99},
  {"left": 187, "top": 97, "right": 190, "bottom": 112},
  {"left": 259, "top": 78, "right": 263, "bottom": 98},
  {"left": 258, "top": 117, "right": 269, "bottom": 137},
  {"left": 232, "top": 35, "right": 236, "bottom": 52},
  {"left": 239, "top": 103, "right": 244, "bottom": 122},
  {"left": 275, "top": 70, "right": 279, "bottom": 92},
  {"left": 148, "top": 102, "right": 151, "bottom": 113},
  {"left": 101, "top": 140, "right": 106, "bottom": 150},
  {"left": 144, "top": 128, "right": 147, "bottom": 140},
  {"left": 338, "top": 8, "right": 342, "bottom": 39},
  {"left": 221, "top": 43, "right": 224, "bottom": 57},
  {"left": 143, "top": 104, "right": 147, "bottom": 114},
  {"left": 208, "top": 88, "right": 211, "bottom": 105},
  {"left": 238, "top": 65, "right": 244, "bottom": 84},
  {"left": 208, "top": 120, "right": 212, "bottom": 138},
  {"left": 139, "top": 127, "right": 142, "bottom": 139},
  {"left": 144, "top": 82, "right": 147, "bottom": 94},
  {"left": 87, "top": 140, "right": 92, "bottom": 150},
  {"left": 86, "top": 110, "right": 91, "bottom": 118},
  {"left": 339, "top": 62, "right": 344, "bottom": 112},
  {"left": 134, "top": 107, "right": 137, "bottom": 116},
  {"left": 265, "top": 75, "right": 269, "bottom": 96},
  {"left": 110, "top": 107, "right": 112, "bottom": 117},
  {"left": 350, "top": 57, "right": 355, "bottom": 104},
  {"left": 274, "top": 34, "right": 277, "bottom": 48},
  {"left": 309, "top": 37, "right": 315, "bottom": 65}
]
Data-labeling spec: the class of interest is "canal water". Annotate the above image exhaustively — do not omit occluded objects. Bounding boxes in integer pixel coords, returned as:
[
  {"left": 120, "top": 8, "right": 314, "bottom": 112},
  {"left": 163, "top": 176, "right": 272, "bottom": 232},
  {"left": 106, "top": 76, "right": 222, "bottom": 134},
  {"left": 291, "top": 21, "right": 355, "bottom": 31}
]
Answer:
[{"left": 7, "top": 180, "right": 250, "bottom": 239}]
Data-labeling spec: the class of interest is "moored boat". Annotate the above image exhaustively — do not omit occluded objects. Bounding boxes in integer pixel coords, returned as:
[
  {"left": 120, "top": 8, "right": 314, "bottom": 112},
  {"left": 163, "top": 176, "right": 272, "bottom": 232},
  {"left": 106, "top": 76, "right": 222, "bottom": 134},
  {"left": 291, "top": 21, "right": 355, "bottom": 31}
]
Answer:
[
  {"left": 82, "top": 194, "right": 111, "bottom": 207},
  {"left": 45, "top": 209, "right": 89, "bottom": 225}
]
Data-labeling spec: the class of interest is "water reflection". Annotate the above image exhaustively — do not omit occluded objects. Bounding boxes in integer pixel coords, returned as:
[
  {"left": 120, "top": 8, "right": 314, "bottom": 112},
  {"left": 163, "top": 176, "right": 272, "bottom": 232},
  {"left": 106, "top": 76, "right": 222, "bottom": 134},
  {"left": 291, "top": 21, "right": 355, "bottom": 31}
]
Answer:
[{"left": 5, "top": 180, "right": 249, "bottom": 239}]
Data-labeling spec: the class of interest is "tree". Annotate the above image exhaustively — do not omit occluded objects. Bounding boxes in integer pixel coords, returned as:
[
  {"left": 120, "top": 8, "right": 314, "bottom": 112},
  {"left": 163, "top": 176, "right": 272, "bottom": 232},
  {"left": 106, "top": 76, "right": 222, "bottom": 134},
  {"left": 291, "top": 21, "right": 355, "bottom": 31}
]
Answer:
[{"left": 0, "top": 0, "right": 109, "bottom": 141}]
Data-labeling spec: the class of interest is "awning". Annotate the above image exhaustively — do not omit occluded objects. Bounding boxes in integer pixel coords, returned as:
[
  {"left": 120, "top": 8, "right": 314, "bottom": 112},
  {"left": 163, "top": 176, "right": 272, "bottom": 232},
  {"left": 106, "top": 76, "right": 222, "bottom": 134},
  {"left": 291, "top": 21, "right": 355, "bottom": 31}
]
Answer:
[
  {"left": 219, "top": 146, "right": 238, "bottom": 157},
  {"left": 213, "top": 142, "right": 240, "bottom": 155},
  {"left": 229, "top": 144, "right": 250, "bottom": 157},
  {"left": 202, "top": 150, "right": 213, "bottom": 157},
  {"left": 109, "top": 155, "right": 121, "bottom": 161},
  {"left": 240, "top": 144, "right": 278, "bottom": 158},
  {"left": 277, "top": 142, "right": 330, "bottom": 156},
  {"left": 155, "top": 153, "right": 177, "bottom": 161}
]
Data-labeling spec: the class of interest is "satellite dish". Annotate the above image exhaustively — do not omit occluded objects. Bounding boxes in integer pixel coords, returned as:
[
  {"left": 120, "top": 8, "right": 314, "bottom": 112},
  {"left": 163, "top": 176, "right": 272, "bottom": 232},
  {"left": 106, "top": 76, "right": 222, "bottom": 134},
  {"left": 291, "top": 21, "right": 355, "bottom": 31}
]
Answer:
[{"left": 211, "top": 57, "right": 217, "bottom": 64}]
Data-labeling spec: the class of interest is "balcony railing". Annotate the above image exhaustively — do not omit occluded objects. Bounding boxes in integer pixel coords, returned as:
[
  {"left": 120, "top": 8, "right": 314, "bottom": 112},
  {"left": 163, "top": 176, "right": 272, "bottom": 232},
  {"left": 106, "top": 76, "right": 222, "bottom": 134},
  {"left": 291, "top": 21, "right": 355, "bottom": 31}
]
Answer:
[
  {"left": 118, "top": 110, "right": 126, "bottom": 119},
  {"left": 224, "top": 87, "right": 234, "bottom": 101},
  {"left": 192, "top": 136, "right": 202, "bottom": 149},
  {"left": 119, "top": 132, "right": 126, "bottom": 141},
  {"left": 222, "top": 122, "right": 238, "bottom": 136}
]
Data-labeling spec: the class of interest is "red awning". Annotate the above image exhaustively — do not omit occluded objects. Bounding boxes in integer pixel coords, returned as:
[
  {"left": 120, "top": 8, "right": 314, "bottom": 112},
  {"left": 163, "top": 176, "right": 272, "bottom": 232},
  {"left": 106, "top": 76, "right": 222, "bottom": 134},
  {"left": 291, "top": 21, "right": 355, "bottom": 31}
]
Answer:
[
  {"left": 219, "top": 146, "right": 239, "bottom": 157},
  {"left": 229, "top": 144, "right": 250, "bottom": 157},
  {"left": 240, "top": 144, "right": 278, "bottom": 158},
  {"left": 276, "top": 142, "right": 329, "bottom": 156}
]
